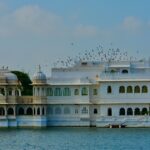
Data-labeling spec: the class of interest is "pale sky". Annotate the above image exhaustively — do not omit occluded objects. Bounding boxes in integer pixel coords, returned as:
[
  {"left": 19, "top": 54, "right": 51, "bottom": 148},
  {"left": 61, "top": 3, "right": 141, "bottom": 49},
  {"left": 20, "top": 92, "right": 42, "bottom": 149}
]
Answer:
[{"left": 0, "top": 0, "right": 150, "bottom": 76}]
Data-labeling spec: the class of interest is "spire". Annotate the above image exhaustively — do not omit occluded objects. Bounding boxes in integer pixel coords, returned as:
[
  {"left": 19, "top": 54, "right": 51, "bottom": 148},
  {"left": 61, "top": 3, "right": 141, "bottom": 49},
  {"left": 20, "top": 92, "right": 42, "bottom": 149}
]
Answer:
[
  {"left": 38, "top": 65, "right": 41, "bottom": 72},
  {"left": 33, "top": 65, "right": 47, "bottom": 83}
]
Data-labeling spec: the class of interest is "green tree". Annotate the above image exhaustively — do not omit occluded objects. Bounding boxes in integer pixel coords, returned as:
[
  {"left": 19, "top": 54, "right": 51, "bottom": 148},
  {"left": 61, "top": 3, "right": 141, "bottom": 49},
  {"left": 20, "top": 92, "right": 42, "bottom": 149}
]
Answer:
[{"left": 11, "top": 71, "right": 32, "bottom": 96}]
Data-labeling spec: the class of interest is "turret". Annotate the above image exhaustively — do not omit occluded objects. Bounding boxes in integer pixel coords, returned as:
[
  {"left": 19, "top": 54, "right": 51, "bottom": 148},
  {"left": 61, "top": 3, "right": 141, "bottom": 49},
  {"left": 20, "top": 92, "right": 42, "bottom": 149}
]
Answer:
[
  {"left": 32, "top": 65, "right": 47, "bottom": 84},
  {"left": 32, "top": 65, "right": 47, "bottom": 97}
]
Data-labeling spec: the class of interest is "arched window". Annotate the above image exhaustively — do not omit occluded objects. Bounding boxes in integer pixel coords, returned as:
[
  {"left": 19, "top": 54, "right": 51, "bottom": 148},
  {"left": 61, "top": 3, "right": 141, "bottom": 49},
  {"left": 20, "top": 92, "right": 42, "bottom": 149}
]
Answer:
[
  {"left": 0, "top": 107, "right": 5, "bottom": 116},
  {"left": 108, "top": 108, "right": 112, "bottom": 116},
  {"left": 47, "top": 88, "right": 53, "bottom": 96},
  {"left": 15, "top": 90, "right": 19, "bottom": 96},
  {"left": 26, "top": 107, "right": 33, "bottom": 115},
  {"left": 141, "top": 108, "right": 148, "bottom": 115},
  {"left": 42, "top": 88, "right": 45, "bottom": 96},
  {"left": 122, "top": 70, "right": 128, "bottom": 74},
  {"left": 111, "top": 70, "right": 116, "bottom": 73},
  {"left": 127, "top": 108, "right": 133, "bottom": 116},
  {"left": 55, "top": 107, "right": 61, "bottom": 114},
  {"left": 0, "top": 88, "right": 5, "bottom": 96},
  {"left": 64, "top": 107, "right": 71, "bottom": 114},
  {"left": 142, "top": 86, "right": 148, "bottom": 93},
  {"left": 18, "top": 107, "right": 24, "bottom": 115},
  {"left": 37, "top": 107, "right": 40, "bottom": 115},
  {"left": 74, "top": 89, "right": 79, "bottom": 95},
  {"left": 75, "top": 109, "right": 78, "bottom": 114},
  {"left": 82, "top": 87, "right": 88, "bottom": 96},
  {"left": 54, "top": 88, "right": 62, "bottom": 96},
  {"left": 82, "top": 107, "right": 88, "bottom": 114},
  {"left": 63, "top": 88, "right": 71, "bottom": 96},
  {"left": 8, "top": 89, "right": 12, "bottom": 96},
  {"left": 47, "top": 107, "right": 53, "bottom": 115},
  {"left": 134, "top": 108, "right": 140, "bottom": 115},
  {"left": 134, "top": 86, "right": 140, "bottom": 93},
  {"left": 42, "top": 107, "right": 45, "bottom": 115},
  {"left": 7, "top": 107, "right": 14, "bottom": 115},
  {"left": 93, "top": 89, "right": 98, "bottom": 95},
  {"left": 119, "top": 86, "right": 125, "bottom": 93},
  {"left": 94, "top": 108, "right": 98, "bottom": 114},
  {"left": 107, "top": 86, "right": 112, "bottom": 94},
  {"left": 127, "top": 86, "right": 133, "bottom": 93},
  {"left": 119, "top": 108, "right": 125, "bottom": 116}
]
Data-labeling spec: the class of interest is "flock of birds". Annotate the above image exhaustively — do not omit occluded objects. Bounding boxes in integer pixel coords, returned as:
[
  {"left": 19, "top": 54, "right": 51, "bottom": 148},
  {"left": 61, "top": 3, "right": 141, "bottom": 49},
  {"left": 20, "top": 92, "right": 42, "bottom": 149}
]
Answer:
[{"left": 53, "top": 45, "right": 139, "bottom": 68}]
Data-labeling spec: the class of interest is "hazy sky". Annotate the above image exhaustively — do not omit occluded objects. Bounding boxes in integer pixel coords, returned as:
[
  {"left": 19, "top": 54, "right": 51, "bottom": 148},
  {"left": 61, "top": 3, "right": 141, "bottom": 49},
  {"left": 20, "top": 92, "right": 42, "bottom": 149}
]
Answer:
[{"left": 0, "top": 0, "right": 150, "bottom": 76}]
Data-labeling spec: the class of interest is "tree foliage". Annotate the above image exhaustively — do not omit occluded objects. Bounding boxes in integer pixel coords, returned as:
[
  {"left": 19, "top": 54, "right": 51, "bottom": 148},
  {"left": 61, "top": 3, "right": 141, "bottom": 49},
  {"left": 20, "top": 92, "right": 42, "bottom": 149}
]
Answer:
[{"left": 11, "top": 71, "right": 32, "bottom": 96}]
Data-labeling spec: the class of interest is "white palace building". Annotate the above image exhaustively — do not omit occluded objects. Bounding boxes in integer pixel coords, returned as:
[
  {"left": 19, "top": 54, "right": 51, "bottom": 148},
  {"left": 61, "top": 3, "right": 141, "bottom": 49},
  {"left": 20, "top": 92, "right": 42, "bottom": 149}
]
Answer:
[{"left": 1, "top": 59, "right": 150, "bottom": 127}]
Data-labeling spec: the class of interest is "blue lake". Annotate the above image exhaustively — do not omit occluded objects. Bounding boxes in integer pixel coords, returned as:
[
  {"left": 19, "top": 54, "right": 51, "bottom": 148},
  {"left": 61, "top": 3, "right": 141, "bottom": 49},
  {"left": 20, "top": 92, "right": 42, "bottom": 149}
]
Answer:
[{"left": 0, "top": 127, "right": 150, "bottom": 150}]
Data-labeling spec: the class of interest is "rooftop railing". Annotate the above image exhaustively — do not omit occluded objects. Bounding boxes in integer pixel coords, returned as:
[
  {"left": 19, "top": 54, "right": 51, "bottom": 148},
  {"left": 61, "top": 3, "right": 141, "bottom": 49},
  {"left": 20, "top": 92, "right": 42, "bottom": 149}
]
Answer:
[
  {"left": 47, "top": 77, "right": 91, "bottom": 84},
  {"left": 100, "top": 72, "right": 150, "bottom": 80}
]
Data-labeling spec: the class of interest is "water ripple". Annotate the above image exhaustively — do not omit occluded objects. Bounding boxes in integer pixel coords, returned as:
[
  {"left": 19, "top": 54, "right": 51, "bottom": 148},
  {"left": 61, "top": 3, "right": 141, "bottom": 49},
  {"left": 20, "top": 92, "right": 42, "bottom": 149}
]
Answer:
[{"left": 0, "top": 128, "right": 149, "bottom": 150}]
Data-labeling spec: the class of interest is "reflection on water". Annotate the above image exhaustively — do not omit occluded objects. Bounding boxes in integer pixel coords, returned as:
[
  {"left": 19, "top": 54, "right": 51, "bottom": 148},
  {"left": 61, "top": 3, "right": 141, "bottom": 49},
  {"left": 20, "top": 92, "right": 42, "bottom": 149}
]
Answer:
[{"left": 0, "top": 127, "right": 149, "bottom": 150}]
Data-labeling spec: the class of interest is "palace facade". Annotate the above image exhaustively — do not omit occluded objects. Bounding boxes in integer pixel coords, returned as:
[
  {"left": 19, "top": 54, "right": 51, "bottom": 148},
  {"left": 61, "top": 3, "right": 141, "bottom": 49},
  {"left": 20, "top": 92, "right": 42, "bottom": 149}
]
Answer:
[{"left": 1, "top": 60, "right": 150, "bottom": 127}]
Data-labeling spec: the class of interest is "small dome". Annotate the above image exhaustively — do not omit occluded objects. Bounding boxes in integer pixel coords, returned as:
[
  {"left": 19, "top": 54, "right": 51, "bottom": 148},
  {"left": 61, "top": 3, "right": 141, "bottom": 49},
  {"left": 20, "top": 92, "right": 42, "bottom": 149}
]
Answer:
[
  {"left": 0, "top": 68, "right": 18, "bottom": 84},
  {"left": 32, "top": 65, "right": 47, "bottom": 84},
  {"left": 33, "top": 72, "right": 46, "bottom": 81},
  {"left": 5, "top": 72, "right": 18, "bottom": 81}
]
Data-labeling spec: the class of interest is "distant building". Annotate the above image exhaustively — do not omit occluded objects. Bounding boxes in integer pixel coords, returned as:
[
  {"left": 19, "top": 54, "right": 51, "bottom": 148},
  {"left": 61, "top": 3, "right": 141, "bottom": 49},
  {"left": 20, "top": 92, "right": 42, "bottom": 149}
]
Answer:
[{"left": 1, "top": 59, "right": 150, "bottom": 127}]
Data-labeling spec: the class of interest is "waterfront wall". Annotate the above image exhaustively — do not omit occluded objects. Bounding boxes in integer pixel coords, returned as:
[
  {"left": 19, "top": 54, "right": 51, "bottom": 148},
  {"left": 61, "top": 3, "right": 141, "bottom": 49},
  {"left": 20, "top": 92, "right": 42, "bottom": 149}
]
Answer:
[{"left": 1, "top": 116, "right": 150, "bottom": 127}]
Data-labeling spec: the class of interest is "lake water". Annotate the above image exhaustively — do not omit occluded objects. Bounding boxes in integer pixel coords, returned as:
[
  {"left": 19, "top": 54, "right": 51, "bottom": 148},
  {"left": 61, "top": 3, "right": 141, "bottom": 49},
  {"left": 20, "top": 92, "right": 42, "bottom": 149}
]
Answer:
[{"left": 0, "top": 127, "right": 150, "bottom": 150}]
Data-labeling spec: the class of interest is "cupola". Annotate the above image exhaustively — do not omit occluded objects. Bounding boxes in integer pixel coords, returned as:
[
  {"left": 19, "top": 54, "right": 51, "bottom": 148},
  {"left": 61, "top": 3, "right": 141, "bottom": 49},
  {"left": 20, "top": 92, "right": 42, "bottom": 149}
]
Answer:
[
  {"left": 32, "top": 65, "right": 47, "bottom": 84},
  {"left": 0, "top": 67, "right": 18, "bottom": 84}
]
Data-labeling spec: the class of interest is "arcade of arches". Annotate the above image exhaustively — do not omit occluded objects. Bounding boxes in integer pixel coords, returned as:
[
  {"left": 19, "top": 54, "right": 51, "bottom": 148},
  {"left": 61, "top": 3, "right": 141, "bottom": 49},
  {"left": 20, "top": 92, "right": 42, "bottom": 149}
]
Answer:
[
  {"left": 107, "top": 107, "right": 150, "bottom": 116},
  {"left": 0, "top": 87, "right": 21, "bottom": 96},
  {"left": 0, "top": 106, "right": 46, "bottom": 116}
]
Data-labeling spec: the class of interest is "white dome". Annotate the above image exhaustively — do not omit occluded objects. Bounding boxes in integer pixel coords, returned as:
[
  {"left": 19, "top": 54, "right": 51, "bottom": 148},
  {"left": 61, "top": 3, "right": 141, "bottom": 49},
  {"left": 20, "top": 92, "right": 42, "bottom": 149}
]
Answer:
[
  {"left": 33, "top": 71, "right": 46, "bottom": 81},
  {"left": 5, "top": 72, "right": 18, "bottom": 81},
  {"left": 0, "top": 68, "right": 18, "bottom": 83},
  {"left": 32, "top": 65, "right": 47, "bottom": 83}
]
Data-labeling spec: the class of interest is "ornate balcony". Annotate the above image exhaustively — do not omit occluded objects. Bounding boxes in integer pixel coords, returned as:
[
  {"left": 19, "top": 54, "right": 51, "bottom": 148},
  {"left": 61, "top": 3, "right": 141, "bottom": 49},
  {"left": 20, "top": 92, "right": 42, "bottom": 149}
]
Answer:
[{"left": 17, "top": 96, "right": 33, "bottom": 104}]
